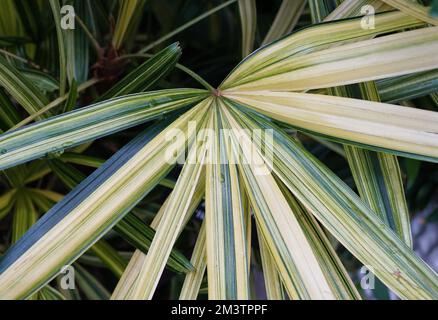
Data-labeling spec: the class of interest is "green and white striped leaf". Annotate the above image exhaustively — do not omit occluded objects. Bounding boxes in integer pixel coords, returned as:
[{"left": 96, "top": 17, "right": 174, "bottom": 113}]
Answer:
[
  {"left": 381, "top": 0, "right": 438, "bottom": 26},
  {"left": 0, "top": 88, "right": 207, "bottom": 171},
  {"left": 114, "top": 211, "right": 194, "bottom": 274},
  {"left": 221, "top": 11, "right": 424, "bottom": 88},
  {"left": 262, "top": 0, "right": 306, "bottom": 45},
  {"left": 48, "top": 126, "right": 197, "bottom": 275},
  {"left": 99, "top": 43, "right": 181, "bottom": 101},
  {"left": 0, "top": 55, "right": 49, "bottom": 117},
  {"left": 113, "top": 169, "right": 205, "bottom": 299},
  {"left": 377, "top": 69, "right": 438, "bottom": 103},
  {"left": 205, "top": 101, "right": 250, "bottom": 299},
  {"left": 222, "top": 26, "right": 438, "bottom": 91},
  {"left": 238, "top": 0, "right": 257, "bottom": 57},
  {"left": 71, "top": 0, "right": 91, "bottom": 84},
  {"left": 25, "top": 179, "right": 130, "bottom": 280},
  {"left": 112, "top": 0, "right": 146, "bottom": 50},
  {"left": 308, "top": 0, "right": 333, "bottom": 23},
  {"left": 256, "top": 224, "right": 285, "bottom": 300},
  {"left": 223, "top": 90, "right": 438, "bottom": 162},
  {"left": 327, "top": 83, "right": 412, "bottom": 246},
  {"left": 277, "top": 180, "right": 361, "bottom": 299},
  {"left": 49, "top": 0, "right": 67, "bottom": 95},
  {"left": 179, "top": 222, "right": 207, "bottom": 300},
  {"left": 345, "top": 144, "right": 412, "bottom": 246},
  {"left": 226, "top": 106, "right": 438, "bottom": 299},
  {"left": 310, "top": 0, "right": 412, "bottom": 248},
  {"left": 112, "top": 100, "right": 212, "bottom": 299},
  {"left": 0, "top": 102, "right": 208, "bottom": 299},
  {"left": 220, "top": 103, "right": 336, "bottom": 300}
]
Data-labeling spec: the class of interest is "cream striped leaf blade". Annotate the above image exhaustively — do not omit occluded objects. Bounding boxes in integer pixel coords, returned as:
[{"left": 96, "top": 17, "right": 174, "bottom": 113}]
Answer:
[
  {"left": 381, "top": 0, "right": 438, "bottom": 26},
  {"left": 112, "top": 175, "right": 205, "bottom": 299},
  {"left": 0, "top": 88, "right": 208, "bottom": 171},
  {"left": 0, "top": 55, "right": 49, "bottom": 117},
  {"left": 276, "top": 180, "right": 361, "bottom": 299},
  {"left": 256, "top": 224, "right": 285, "bottom": 300},
  {"left": 179, "top": 221, "right": 207, "bottom": 300},
  {"left": 205, "top": 102, "right": 250, "bottom": 299},
  {"left": 223, "top": 90, "right": 438, "bottom": 162},
  {"left": 238, "top": 0, "right": 257, "bottom": 57},
  {"left": 220, "top": 102, "right": 337, "bottom": 299},
  {"left": 0, "top": 120, "right": 168, "bottom": 298},
  {"left": 329, "top": 83, "right": 412, "bottom": 247},
  {"left": 48, "top": 155, "right": 193, "bottom": 274},
  {"left": 49, "top": 0, "right": 68, "bottom": 95},
  {"left": 220, "top": 11, "right": 426, "bottom": 88},
  {"left": 311, "top": 0, "right": 414, "bottom": 249},
  {"left": 376, "top": 69, "right": 438, "bottom": 103},
  {"left": 98, "top": 43, "right": 182, "bottom": 101}
]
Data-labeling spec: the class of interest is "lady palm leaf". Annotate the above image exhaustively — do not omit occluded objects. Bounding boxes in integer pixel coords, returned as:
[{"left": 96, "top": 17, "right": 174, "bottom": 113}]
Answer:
[
  {"left": 112, "top": 99, "right": 212, "bottom": 299},
  {"left": 381, "top": 0, "right": 438, "bottom": 25},
  {"left": 0, "top": 89, "right": 207, "bottom": 171},
  {"left": 224, "top": 90, "right": 438, "bottom": 161},
  {"left": 330, "top": 81, "right": 412, "bottom": 245},
  {"left": 220, "top": 103, "right": 337, "bottom": 299},
  {"left": 0, "top": 55, "right": 49, "bottom": 117},
  {"left": 0, "top": 103, "right": 207, "bottom": 298},
  {"left": 0, "top": 0, "right": 438, "bottom": 301},
  {"left": 224, "top": 106, "right": 438, "bottom": 299},
  {"left": 222, "top": 26, "right": 438, "bottom": 91},
  {"left": 221, "top": 11, "right": 424, "bottom": 87},
  {"left": 112, "top": 167, "right": 205, "bottom": 298},
  {"left": 238, "top": 0, "right": 257, "bottom": 57},
  {"left": 312, "top": 3, "right": 411, "bottom": 249},
  {"left": 205, "top": 102, "right": 250, "bottom": 299},
  {"left": 179, "top": 221, "right": 207, "bottom": 300},
  {"left": 262, "top": 0, "right": 306, "bottom": 45},
  {"left": 377, "top": 69, "right": 438, "bottom": 103},
  {"left": 276, "top": 180, "right": 361, "bottom": 299},
  {"left": 49, "top": 0, "right": 67, "bottom": 95},
  {"left": 98, "top": 43, "right": 182, "bottom": 101}
]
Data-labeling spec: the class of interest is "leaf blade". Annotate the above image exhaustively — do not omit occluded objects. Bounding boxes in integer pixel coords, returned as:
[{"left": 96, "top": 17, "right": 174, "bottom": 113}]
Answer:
[
  {"left": 0, "top": 102, "right": 209, "bottom": 299},
  {"left": 0, "top": 88, "right": 207, "bottom": 171},
  {"left": 224, "top": 90, "right": 438, "bottom": 161}
]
